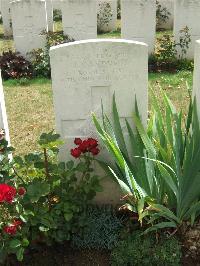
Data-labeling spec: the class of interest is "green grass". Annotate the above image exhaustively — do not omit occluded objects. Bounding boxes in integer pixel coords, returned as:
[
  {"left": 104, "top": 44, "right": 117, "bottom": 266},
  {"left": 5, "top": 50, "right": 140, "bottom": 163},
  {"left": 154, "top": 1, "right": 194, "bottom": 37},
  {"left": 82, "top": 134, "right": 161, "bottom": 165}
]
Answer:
[{"left": 2, "top": 71, "right": 192, "bottom": 155}]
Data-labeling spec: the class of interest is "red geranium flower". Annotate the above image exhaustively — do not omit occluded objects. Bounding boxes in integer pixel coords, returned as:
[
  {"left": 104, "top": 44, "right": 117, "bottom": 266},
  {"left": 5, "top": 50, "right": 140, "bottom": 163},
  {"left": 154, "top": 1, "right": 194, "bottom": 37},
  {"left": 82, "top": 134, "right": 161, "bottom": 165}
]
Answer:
[
  {"left": 3, "top": 220, "right": 22, "bottom": 235},
  {"left": 79, "top": 140, "right": 89, "bottom": 153},
  {"left": 87, "top": 138, "right": 98, "bottom": 149},
  {"left": 71, "top": 147, "right": 81, "bottom": 158},
  {"left": 0, "top": 184, "right": 16, "bottom": 204},
  {"left": 13, "top": 219, "right": 22, "bottom": 227},
  {"left": 18, "top": 187, "right": 26, "bottom": 196},
  {"left": 74, "top": 138, "right": 82, "bottom": 145},
  {"left": 90, "top": 147, "right": 100, "bottom": 156},
  {"left": 3, "top": 225, "right": 17, "bottom": 235}
]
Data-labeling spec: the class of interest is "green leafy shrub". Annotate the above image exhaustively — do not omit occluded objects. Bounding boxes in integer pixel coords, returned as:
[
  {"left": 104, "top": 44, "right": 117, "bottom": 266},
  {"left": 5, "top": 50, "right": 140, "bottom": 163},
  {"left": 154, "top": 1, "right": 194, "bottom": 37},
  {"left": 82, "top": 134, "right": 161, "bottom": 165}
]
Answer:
[
  {"left": 0, "top": 51, "right": 33, "bottom": 80},
  {"left": 53, "top": 9, "right": 62, "bottom": 22},
  {"left": 29, "top": 31, "right": 73, "bottom": 78},
  {"left": 150, "top": 27, "right": 192, "bottom": 72},
  {"left": 0, "top": 132, "right": 102, "bottom": 263},
  {"left": 93, "top": 90, "right": 200, "bottom": 232},
  {"left": 111, "top": 231, "right": 182, "bottom": 266},
  {"left": 71, "top": 205, "right": 123, "bottom": 250}
]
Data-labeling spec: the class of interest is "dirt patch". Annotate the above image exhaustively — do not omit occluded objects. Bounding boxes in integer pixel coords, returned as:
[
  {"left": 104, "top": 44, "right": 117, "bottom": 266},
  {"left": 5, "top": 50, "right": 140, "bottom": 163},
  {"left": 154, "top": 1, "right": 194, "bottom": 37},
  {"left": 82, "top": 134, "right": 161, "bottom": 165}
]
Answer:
[{"left": 8, "top": 243, "right": 110, "bottom": 266}]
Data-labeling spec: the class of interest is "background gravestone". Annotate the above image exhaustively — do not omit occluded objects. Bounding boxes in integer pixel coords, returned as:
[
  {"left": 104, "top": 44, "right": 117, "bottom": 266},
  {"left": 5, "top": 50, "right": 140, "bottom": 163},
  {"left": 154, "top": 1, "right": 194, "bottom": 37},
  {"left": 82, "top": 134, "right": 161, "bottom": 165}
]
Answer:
[
  {"left": 52, "top": 0, "right": 61, "bottom": 10},
  {"left": 121, "top": 0, "right": 156, "bottom": 54},
  {"left": 1, "top": 0, "right": 13, "bottom": 37},
  {"left": 46, "top": 0, "right": 54, "bottom": 32},
  {"left": 50, "top": 39, "right": 148, "bottom": 204},
  {"left": 193, "top": 40, "right": 200, "bottom": 119},
  {"left": 61, "top": 0, "right": 97, "bottom": 40},
  {"left": 97, "top": 0, "right": 117, "bottom": 33},
  {"left": 11, "top": 0, "right": 48, "bottom": 57},
  {"left": 0, "top": 71, "right": 10, "bottom": 144},
  {"left": 157, "top": 0, "right": 174, "bottom": 30},
  {"left": 174, "top": 0, "right": 200, "bottom": 59}
]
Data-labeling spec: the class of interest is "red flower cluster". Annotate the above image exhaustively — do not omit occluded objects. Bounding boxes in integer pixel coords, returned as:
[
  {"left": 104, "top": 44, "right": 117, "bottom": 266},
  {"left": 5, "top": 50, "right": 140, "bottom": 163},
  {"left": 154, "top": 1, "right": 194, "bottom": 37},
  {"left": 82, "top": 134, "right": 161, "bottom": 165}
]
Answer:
[
  {"left": 71, "top": 138, "right": 100, "bottom": 158},
  {"left": 0, "top": 184, "right": 16, "bottom": 204},
  {"left": 3, "top": 220, "right": 22, "bottom": 235}
]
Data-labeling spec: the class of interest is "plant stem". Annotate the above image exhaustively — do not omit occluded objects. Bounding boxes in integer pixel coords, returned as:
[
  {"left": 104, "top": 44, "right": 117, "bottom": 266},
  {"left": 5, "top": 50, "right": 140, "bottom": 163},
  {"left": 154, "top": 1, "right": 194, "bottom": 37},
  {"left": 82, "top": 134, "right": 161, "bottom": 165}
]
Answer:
[{"left": 43, "top": 148, "right": 50, "bottom": 181}]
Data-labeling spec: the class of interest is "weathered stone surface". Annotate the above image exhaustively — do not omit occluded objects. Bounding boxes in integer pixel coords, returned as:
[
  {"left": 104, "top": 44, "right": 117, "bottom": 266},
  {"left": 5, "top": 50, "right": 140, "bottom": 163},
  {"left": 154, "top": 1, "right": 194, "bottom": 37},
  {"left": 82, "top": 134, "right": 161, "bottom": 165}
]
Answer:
[
  {"left": 121, "top": 0, "right": 156, "bottom": 54},
  {"left": 193, "top": 40, "right": 200, "bottom": 119},
  {"left": 157, "top": 0, "right": 174, "bottom": 30},
  {"left": 11, "top": 0, "right": 48, "bottom": 57},
  {"left": 174, "top": 0, "right": 200, "bottom": 59},
  {"left": 46, "top": 0, "right": 54, "bottom": 31},
  {"left": 97, "top": 0, "right": 117, "bottom": 33},
  {"left": 61, "top": 0, "right": 97, "bottom": 40},
  {"left": 1, "top": 0, "right": 13, "bottom": 37},
  {"left": 50, "top": 39, "right": 148, "bottom": 204}
]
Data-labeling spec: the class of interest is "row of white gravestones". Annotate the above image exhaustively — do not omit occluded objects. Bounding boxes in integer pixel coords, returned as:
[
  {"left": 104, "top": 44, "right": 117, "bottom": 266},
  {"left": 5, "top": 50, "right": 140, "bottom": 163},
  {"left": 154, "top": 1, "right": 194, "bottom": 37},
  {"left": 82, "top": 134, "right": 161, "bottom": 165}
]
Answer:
[
  {"left": 50, "top": 39, "right": 148, "bottom": 204},
  {"left": 53, "top": 0, "right": 117, "bottom": 34},
  {"left": 60, "top": 0, "right": 156, "bottom": 54},
  {"left": 11, "top": 0, "right": 48, "bottom": 58},
  {"left": 157, "top": 0, "right": 174, "bottom": 30},
  {"left": 174, "top": 0, "right": 200, "bottom": 60},
  {"left": 121, "top": 0, "right": 156, "bottom": 55}
]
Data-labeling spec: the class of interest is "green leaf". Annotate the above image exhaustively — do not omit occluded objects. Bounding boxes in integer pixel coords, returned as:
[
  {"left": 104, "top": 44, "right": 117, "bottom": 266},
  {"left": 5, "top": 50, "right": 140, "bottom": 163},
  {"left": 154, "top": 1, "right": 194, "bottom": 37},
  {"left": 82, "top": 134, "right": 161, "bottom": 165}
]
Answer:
[
  {"left": 144, "top": 221, "right": 177, "bottom": 234},
  {"left": 64, "top": 212, "right": 73, "bottom": 221},
  {"left": 27, "top": 181, "right": 50, "bottom": 202},
  {"left": 16, "top": 247, "right": 24, "bottom": 261},
  {"left": 22, "top": 238, "right": 29, "bottom": 247},
  {"left": 9, "top": 239, "right": 21, "bottom": 249},
  {"left": 66, "top": 160, "right": 74, "bottom": 170}
]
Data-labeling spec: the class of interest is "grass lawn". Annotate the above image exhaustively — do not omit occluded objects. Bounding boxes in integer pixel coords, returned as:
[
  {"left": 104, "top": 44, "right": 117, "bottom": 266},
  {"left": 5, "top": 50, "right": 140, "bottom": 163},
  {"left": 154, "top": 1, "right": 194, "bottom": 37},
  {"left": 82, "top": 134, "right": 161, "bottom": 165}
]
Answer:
[{"left": 3, "top": 71, "right": 193, "bottom": 156}]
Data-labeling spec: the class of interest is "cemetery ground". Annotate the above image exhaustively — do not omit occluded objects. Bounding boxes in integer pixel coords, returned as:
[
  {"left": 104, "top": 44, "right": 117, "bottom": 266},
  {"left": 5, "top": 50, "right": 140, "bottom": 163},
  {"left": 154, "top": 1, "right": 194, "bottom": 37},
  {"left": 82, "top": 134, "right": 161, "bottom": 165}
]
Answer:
[{"left": 0, "top": 19, "right": 199, "bottom": 266}]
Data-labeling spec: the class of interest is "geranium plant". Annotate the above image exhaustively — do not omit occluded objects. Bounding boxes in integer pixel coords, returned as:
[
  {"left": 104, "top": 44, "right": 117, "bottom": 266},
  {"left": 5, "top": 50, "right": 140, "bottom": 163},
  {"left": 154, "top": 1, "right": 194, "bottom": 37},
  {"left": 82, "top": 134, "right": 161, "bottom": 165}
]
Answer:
[{"left": 0, "top": 131, "right": 102, "bottom": 263}]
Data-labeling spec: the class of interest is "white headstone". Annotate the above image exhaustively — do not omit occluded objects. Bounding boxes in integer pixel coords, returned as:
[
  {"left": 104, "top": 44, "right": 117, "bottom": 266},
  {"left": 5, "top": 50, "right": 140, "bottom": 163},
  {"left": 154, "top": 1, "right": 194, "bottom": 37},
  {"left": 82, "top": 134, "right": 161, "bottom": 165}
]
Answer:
[
  {"left": 193, "top": 40, "right": 200, "bottom": 119},
  {"left": 157, "top": 0, "right": 174, "bottom": 30},
  {"left": 121, "top": 0, "right": 156, "bottom": 54},
  {"left": 10, "top": 0, "right": 48, "bottom": 57},
  {"left": 61, "top": 0, "right": 97, "bottom": 40},
  {"left": 0, "top": 71, "right": 10, "bottom": 144},
  {"left": 46, "top": 0, "right": 54, "bottom": 31},
  {"left": 50, "top": 39, "right": 148, "bottom": 204},
  {"left": 97, "top": 0, "right": 117, "bottom": 33},
  {"left": 52, "top": 0, "right": 61, "bottom": 10},
  {"left": 174, "top": 0, "right": 200, "bottom": 59},
  {"left": 1, "top": 0, "right": 13, "bottom": 37}
]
